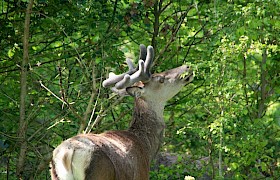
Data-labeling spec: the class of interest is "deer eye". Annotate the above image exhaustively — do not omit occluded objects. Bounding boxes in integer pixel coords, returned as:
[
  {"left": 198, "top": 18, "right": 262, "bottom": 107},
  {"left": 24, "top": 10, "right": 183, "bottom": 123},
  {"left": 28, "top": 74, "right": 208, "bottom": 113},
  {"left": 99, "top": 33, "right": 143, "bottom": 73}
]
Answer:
[{"left": 159, "top": 76, "right": 165, "bottom": 83}]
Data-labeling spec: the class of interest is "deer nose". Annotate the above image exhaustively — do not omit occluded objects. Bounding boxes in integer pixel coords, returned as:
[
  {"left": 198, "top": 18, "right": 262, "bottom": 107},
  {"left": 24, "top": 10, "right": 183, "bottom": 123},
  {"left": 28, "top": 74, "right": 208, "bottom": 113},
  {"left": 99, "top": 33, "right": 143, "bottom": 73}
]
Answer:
[{"left": 181, "top": 64, "right": 190, "bottom": 70}]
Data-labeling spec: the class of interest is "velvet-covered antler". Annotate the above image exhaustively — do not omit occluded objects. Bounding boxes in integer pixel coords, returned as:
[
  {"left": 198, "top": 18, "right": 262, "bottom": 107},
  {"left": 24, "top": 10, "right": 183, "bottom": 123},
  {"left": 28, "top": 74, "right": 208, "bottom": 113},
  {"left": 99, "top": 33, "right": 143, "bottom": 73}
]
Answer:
[{"left": 102, "top": 44, "right": 154, "bottom": 90}]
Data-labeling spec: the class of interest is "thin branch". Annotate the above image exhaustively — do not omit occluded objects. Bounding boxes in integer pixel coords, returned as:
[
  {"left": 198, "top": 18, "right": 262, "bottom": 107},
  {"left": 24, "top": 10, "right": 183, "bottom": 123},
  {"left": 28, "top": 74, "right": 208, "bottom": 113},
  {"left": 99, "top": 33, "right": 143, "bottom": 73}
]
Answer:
[
  {"left": 84, "top": 87, "right": 101, "bottom": 134},
  {"left": 166, "top": 79, "right": 205, "bottom": 107},
  {"left": 155, "top": 5, "right": 195, "bottom": 64},
  {"left": 106, "top": 0, "right": 119, "bottom": 33},
  {"left": 89, "top": 96, "right": 124, "bottom": 133},
  {"left": 39, "top": 80, "right": 66, "bottom": 105},
  {"left": 80, "top": 62, "right": 97, "bottom": 134},
  {"left": 0, "top": 131, "right": 23, "bottom": 139},
  {"left": 39, "top": 80, "right": 85, "bottom": 126},
  {"left": 183, "top": 23, "right": 207, "bottom": 61},
  {"left": 0, "top": 44, "right": 94, "bottom": 74},
  {"left": 160, "top": 1, "right": 172, "bottom": 13},
  {"left": 37, "top": 12, "right": 91, "bottom": 82},
  {"left": 58, "top": 63, "right": 67, "bottom": 109},
  {"left": 99, "top": 109, "right": 131, "bottom": 132}
]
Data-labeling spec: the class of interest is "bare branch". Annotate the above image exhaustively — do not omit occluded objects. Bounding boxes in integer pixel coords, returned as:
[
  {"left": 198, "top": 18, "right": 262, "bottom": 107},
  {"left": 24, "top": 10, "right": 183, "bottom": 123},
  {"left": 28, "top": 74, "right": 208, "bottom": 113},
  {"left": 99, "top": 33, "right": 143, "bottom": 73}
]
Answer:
[{"left": 78, "top": 61, "right": 98, "bottom": 134}]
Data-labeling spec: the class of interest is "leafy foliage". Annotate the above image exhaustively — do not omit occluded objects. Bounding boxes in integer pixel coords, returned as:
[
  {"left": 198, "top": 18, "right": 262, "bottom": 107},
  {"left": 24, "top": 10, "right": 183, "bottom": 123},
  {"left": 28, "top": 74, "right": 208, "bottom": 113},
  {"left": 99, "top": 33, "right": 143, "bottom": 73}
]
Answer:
[{"left": 0, "top": 0, "right": 279, "bottom": 179}]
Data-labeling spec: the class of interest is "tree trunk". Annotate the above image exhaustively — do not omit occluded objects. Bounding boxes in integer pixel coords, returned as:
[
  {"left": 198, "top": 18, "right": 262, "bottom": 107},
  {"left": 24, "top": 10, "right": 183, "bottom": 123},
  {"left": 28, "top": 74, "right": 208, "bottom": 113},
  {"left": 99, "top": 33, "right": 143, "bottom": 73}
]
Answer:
[
  {"left": 151, "top": 0, "right": 160, "bottom": 57},
  {"left": 16, "top": 0, "right": 34, "bottom": 178},
  {"left": 257, "top": 48, "right": 268, "bottom": 118}
]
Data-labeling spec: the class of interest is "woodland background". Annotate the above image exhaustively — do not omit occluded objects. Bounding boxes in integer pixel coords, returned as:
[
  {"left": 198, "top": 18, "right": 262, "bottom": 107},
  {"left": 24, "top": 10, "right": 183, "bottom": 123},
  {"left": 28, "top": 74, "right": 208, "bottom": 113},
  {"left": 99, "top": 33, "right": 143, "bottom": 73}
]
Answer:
[{"left": 0, "top": 0, "right": 279, "bottom": 179}]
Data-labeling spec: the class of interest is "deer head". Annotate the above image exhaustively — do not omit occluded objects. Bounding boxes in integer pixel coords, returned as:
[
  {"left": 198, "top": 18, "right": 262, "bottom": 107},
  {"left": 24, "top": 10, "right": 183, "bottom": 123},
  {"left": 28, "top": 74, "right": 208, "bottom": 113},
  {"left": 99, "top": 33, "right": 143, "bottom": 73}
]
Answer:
[{"left": 103, "top": 44, "right": 193, "bottom": 104}]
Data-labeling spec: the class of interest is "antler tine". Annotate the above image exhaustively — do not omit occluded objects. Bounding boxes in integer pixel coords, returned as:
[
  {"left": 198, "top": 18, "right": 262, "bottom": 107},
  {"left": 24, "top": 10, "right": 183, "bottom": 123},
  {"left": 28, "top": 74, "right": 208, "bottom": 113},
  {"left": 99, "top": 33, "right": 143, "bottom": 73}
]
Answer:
[
  {"left": 144, "top": 46, "right": 154, "bottom": 77},
  {"left": 139, "top": 44, "right": 147, "bottom": 61},
  {"left": 115, "top": 45, "right": 154, "bottom": 89},
  {"left": 102, "top": 58, "right": 136, "bottom": 88}
]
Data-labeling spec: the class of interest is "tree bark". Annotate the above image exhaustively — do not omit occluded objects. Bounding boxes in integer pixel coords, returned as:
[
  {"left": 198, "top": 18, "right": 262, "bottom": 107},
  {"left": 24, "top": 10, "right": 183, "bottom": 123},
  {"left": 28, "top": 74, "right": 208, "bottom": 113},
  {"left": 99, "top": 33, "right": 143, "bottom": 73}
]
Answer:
[
  {"left": 151, "top": 0, "right": 160, "bottom": 57},
  {"left": 258, "top": 48, "right": 268, "bottom": 118},
  {"left": 16, "top": 0, "right": 34, "bottom": 178}
]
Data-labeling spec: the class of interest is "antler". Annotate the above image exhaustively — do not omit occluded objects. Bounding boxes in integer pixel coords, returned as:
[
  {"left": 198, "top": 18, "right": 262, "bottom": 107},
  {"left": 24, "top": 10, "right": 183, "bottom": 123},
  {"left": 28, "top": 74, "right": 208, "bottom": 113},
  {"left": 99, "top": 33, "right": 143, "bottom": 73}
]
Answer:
[{"left": 102, "top": 44, "right": 154, "bottom": 90}]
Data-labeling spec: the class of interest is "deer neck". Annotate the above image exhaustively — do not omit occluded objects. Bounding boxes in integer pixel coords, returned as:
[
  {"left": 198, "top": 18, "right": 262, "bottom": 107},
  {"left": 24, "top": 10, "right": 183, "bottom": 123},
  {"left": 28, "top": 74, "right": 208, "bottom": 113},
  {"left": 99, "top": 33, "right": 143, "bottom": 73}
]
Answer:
[{"left": 128, "top": 98, "right": 165, "bottom": 161}]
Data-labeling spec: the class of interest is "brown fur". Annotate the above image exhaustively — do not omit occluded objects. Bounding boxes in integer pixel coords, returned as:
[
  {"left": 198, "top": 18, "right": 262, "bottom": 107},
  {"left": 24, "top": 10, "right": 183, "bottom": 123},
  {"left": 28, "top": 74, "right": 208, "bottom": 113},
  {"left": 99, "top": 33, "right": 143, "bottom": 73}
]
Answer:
[
  {"left": 62, "top": 152, "right": 71, "bottom": 172},
  {"left": 50, "top": 160, "right": 59, "bottom": 180}
]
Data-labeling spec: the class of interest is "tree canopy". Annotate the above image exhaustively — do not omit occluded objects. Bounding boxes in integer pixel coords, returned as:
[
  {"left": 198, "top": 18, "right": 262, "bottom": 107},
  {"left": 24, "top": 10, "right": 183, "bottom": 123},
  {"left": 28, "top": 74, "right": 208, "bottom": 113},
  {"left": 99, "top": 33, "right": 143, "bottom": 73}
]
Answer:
[{"left": 0, "top": 0, "right": 279, "bottom": 179}]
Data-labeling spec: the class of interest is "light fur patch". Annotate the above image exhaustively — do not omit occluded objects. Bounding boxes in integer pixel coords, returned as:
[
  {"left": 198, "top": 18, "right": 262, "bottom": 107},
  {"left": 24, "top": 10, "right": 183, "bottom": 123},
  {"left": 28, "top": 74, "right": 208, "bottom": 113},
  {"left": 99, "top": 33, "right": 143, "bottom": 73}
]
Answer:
[
  {"left": 71, "top": 137, "right": 97, "bottom": 180},
  {"left": 72, "top": 146, "right": 93, "bottom": 180},
  {"left": 53, "top": 145, "right": 74, "bottom": 180},
  {"left": 53, "top": 138, "right": 98, "bottom": 180}
]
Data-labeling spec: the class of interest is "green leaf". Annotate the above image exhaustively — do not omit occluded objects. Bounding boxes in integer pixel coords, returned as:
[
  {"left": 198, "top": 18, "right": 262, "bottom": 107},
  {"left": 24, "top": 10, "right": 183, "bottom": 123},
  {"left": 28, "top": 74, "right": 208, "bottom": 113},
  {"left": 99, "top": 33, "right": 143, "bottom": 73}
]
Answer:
[
  {"left": 230, "top": 162, "right": 239, "bottom": 170},
  {"left": 260, "top": 162, "right": 267, "bottom": 172},
  {"left": 7, "top": 49, "right": 14, "bottom": 58}
]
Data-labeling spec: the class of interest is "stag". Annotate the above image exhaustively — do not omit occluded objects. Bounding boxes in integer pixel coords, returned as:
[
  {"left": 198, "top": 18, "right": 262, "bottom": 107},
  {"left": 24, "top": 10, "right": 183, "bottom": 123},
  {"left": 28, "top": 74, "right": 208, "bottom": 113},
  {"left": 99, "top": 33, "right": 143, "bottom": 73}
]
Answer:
[{"left": 50, "top": 45, "right": 193, "bottom": 180}]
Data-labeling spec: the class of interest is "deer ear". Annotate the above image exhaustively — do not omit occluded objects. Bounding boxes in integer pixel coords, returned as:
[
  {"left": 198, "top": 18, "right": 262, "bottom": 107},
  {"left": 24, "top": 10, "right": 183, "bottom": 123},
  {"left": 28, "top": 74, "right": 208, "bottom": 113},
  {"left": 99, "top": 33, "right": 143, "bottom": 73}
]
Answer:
[{"left": 126, "top": 87, "right": 144, "bottom": 98}]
